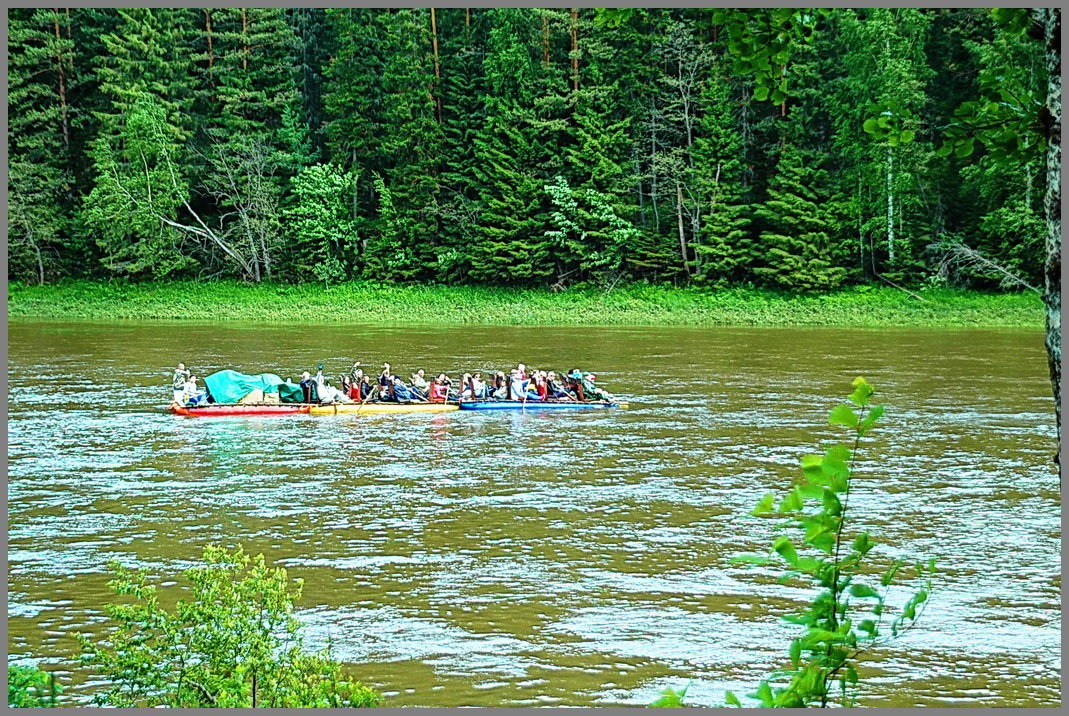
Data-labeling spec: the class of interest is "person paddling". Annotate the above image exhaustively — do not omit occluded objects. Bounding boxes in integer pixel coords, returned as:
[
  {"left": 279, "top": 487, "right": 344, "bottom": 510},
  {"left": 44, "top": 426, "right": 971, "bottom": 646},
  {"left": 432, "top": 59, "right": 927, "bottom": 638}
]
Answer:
[
  {"left": 411, "top": 369, "right": 430, "bottom": 398},
  {"left": 546, "top": 371, "right": 572, "bottom": 400}
]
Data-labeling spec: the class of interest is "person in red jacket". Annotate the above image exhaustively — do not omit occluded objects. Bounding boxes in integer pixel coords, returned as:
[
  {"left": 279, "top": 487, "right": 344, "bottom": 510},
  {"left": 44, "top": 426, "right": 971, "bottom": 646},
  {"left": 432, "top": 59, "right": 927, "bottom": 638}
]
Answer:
[{"left": 428, "top": 374, "right": 450, "bottom": 402}]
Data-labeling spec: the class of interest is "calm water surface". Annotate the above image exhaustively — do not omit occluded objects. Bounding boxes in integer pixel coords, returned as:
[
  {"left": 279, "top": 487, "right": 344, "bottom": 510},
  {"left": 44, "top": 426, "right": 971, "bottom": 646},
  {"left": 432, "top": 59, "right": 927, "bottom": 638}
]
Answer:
[{"left": 6, "top": 321, "right": 1060, "bottom": 707}]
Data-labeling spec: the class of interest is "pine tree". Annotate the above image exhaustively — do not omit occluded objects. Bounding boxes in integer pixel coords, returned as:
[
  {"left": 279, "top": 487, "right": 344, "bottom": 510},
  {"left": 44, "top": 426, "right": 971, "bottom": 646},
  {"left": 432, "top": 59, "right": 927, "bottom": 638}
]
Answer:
[
  {"left": 692, "top": 58, "right": 752, "bottom": 284},
  {"left": 467, "top": 8, "right": 555, "bottom": 284},
  {"left": 7, "top": 9, "right": 80, "bottom": 283},
  {"left": 368, "top": 8, "right": 444, "bottom": 281},
  {"left": 436, "top": 9, "right": 490, "bottom": 277},
  {"left": 753, "top": 146, "right": 849, "bottom": 291},
  {"left": 288, "top": 8, "right": 333, "bottom": 158},
  {"left": 94, "top": 9, "right": 198, "bottom": 142}
]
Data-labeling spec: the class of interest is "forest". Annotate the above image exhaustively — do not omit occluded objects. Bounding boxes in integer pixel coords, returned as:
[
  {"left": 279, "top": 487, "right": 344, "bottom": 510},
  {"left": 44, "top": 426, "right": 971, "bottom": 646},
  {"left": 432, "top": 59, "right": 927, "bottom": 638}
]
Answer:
[{"left": 7, "top": 7, "right": 1050, "bottom": 292}]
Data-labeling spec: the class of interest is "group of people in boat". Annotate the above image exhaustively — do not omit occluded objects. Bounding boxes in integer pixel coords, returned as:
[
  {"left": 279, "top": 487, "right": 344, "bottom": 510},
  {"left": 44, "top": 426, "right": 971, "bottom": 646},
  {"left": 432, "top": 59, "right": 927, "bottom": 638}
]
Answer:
[
  {"left": 172, "top": 361, "right": 614, "bottom": 406},
  {"left": 306, "top": 361, "right": 614, "bottom": 405}
]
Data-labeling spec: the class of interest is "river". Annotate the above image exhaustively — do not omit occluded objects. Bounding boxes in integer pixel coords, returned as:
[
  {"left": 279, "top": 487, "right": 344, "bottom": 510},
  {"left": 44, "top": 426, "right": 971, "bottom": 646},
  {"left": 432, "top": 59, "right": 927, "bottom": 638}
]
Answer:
[{"left": 6, "top": 321, "right": 1060, "bottom": 707}]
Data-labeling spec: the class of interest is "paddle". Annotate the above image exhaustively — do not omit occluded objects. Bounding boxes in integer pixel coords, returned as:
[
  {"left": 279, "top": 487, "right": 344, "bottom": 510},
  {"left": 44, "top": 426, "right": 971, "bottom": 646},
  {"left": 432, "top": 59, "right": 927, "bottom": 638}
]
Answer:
[{"left": 355, "top": 383, "right": 379, "bottom": 415}]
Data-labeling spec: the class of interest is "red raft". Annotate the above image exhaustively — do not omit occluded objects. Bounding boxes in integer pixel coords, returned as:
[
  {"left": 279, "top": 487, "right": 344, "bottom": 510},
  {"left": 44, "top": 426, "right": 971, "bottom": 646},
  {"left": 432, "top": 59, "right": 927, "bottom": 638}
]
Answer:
[{"left": 170, "top": 402, "right": 311, "bottom": 417}]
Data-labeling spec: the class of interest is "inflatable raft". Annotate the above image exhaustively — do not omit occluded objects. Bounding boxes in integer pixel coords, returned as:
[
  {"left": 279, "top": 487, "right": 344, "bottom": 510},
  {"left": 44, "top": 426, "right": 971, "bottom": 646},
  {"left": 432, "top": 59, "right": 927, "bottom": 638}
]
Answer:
[
  {"left": 170, "top": 401, "right": 459, "bottom": 416},
  {"left": 308, "top": 402, "right": 459, "bottom": 415},
  {"left": 457, "top": 399, "right": 622, "bottom": 410},
  {"left": 170, "top": 402, "right": 311, "bottom": 416}
]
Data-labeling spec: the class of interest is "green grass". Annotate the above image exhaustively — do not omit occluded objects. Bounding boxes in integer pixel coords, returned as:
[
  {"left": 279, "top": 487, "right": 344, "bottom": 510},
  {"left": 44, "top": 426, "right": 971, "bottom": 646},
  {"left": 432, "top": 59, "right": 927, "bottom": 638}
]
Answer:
[{"left": 7, "top": 280, "right": 1043, "bottom": 327}]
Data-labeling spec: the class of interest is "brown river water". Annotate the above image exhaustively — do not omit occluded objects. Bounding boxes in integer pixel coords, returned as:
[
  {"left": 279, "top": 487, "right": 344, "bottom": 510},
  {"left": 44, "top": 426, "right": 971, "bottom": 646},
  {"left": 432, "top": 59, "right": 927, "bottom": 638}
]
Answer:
[{"left": 6, "top": 321, "right": 1060, "bottom": 707}]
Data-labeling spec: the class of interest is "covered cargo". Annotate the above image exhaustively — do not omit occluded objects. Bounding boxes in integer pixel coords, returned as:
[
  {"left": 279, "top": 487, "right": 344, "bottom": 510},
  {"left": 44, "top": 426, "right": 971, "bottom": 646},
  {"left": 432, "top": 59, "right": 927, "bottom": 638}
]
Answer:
[{"left": 203, "top": 370, "right": 303, "bottom": 404}]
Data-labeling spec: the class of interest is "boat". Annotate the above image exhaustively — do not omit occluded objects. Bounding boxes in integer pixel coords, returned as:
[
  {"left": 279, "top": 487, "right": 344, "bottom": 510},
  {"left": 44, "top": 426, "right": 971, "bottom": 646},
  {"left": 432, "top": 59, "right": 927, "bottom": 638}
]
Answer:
[
  {"left": 457, "top": 399, "right": 623, "bottom": 410},
  {"left": 170, "top": 402, "right": 312, "bottom": 416},
  {"left": 308, "top": 402, "right": 459, "bottom": 415}
]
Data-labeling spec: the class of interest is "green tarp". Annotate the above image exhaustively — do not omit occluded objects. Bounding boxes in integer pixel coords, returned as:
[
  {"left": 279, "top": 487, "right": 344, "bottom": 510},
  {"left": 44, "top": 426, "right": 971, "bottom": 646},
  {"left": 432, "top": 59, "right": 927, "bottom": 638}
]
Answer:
[{"left": 203, "top": 370, "right": 304, "bottom": 404}]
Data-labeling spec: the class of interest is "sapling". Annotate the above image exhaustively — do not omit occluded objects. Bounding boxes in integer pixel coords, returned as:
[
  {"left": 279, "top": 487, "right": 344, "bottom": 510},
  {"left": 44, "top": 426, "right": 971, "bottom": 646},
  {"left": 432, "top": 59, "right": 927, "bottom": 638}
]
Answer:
[{"left": 652, "top": 377, "right": 934, "bottom": 708}]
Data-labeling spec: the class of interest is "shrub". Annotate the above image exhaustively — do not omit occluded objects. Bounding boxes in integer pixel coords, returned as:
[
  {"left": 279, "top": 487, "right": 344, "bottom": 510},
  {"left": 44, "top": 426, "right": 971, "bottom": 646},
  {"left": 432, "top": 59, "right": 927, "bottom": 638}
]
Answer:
[{"left": 78, "top": 545, "right": 381, "bottom": 708}]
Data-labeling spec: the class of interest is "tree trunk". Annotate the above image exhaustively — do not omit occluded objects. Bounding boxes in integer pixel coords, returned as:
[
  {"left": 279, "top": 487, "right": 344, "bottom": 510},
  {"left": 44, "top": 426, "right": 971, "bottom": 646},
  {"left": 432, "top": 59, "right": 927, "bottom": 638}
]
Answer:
[
  {"left": 52, "top": 10, "right": 69, "bottom": 150},
  {"left": 676, "top": 180, "right": 688, "bottom": 274},
  {"left": 1038, "top": 7, "right": 1061, "bottom": 439},
  {"left": 650, "top": 104, "right": 660, "bottom": 232},
  {"left": 542, "top": 15, "right": 550, "bottom": 66},
  {"left": 430, "top": 8, "right": 442, "bottom": 123},
  {"left": 241, "top": 9, "right": 249, "bottom": 71},
  {"left": 570, "top": 8, "right": 579, "bottom": 93},
  {"left": 35, "top": 242, "right": 45, "bottom": 286},
  {"left": 886, "top": 147, "right": 895, "bottom": 266},
  {"left": 205, "top": 10, "right": 214, "bottom": 84}
]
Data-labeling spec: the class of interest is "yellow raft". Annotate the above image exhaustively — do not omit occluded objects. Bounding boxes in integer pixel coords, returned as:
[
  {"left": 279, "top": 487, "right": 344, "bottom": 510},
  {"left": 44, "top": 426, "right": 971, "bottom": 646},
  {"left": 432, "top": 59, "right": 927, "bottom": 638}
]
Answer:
[{"left": 308, "top": 402, "right": 459, "bottom": 415}]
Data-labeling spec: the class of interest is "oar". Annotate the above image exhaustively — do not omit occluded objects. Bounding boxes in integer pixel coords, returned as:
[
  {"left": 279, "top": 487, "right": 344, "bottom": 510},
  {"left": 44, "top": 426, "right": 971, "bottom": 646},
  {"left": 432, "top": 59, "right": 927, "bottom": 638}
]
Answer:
[{"left": 355, "top": 384, "right": 378, "bottom": 415}]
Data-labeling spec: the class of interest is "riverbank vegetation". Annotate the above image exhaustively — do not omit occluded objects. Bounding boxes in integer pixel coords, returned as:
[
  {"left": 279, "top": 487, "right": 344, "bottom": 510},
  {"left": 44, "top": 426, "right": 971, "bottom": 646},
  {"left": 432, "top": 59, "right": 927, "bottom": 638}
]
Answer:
[
  {"left": 9, "top": 546, "right": 381, "bottom": 709},
  {"left": 7, "top": 280, "right": 1043, "bottom": 327},
  {"left": 7, "top": 8, "right": 1051, "bottom": 296}
]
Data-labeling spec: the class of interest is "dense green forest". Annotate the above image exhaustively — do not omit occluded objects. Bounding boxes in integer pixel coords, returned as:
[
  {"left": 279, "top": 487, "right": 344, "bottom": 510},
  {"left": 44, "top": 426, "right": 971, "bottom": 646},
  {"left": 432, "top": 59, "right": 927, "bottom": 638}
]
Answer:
[{"left": 7, "top": 7, "right": 1049, "bottom": 292}]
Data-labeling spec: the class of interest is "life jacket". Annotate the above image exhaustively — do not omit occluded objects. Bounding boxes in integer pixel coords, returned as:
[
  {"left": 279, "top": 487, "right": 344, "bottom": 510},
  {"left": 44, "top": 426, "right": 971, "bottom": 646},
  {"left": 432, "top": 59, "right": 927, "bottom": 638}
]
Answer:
[{"left": 429, "top": 382, "right": 448, "bottom": 401}]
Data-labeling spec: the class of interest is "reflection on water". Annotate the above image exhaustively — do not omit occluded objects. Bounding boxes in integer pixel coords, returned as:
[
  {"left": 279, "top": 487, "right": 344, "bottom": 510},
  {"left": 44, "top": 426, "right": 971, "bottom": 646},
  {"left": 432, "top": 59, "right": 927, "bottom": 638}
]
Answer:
[{"left": 6, "top": 321, "right": 1060, "bottom": 707}]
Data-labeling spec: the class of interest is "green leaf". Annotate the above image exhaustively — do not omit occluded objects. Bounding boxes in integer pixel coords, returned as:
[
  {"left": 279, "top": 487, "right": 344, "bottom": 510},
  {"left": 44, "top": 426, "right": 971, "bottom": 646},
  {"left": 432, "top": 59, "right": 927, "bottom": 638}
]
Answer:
[
  {"left": 752, "top": 492, "right": 775, "bottom": 516},
  {"left": 753, "top": 85, "right": 770, "bottom": 102},
  {"left": 724, "top": 690, "right": 741, "bottom": 707},
  {"left": 772, "top": 535, "right": 798, "bottom": 565},
  {"left": 649, "top": 683, "right": 689, "bottom": 708},
  {"left": 849, "top": 583, "right": 879, "bottom": 598},
  {"left": 862, "top": 118, "right": 879, "bottom": 134},
  {"left": 899, "top": 129, "right": 916, "bottom": 143},
  {"left": 858, "top": 404, "right": 885, "bottom": 434},
  {"left": 779, "top": 488, "right": 803, "bottom": 512},
  {"left": 881, "top": 557, "right": 905, "bottom": 586},
  {"left": 755, "top": 680, "right": 773, "bottom": 707},
  {"left": 955, "top": 139, "right": 975, "bottom": 158},
  {"left": 851, "top": 532, "right": 873, "bottom": 554},
  {"left": 822, "top": 488, "right": 842, "bottom": 516},
  {"left": 789, "top": 638, "right": 802, "bottom": 666},
  {"left": 732, "top": 554, "right": 772, "bottom": 566},
  {"left": 847, "top": 377, "right": 874, "bottom": 406},
  {"left": 812, "top": 533, "right": 835, "bottom": 553},
  {"left": 828, "top": 404, "right": 859, "bottom": 427}
]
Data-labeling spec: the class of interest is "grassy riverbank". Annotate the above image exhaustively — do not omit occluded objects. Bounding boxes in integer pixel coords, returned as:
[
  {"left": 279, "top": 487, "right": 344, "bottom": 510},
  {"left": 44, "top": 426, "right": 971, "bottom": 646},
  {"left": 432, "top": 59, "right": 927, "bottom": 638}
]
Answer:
[{"left": 8, "top": 280, "right": 1043, "bottom": 327}]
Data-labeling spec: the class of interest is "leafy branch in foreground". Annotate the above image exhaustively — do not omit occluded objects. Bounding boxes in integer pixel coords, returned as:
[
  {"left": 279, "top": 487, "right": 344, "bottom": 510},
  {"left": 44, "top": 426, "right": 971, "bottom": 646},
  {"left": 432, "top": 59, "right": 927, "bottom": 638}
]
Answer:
[
  {"left": 8, "top": 664, "right": 61, "bottom": 708},
  {"left": 730, "top": 377, "right": 934, "bottom": 707},
  {"left": 77, "top": 545, "right": 381, "bottom": 708},
  {"left": 650, "top": 378, "right": 933, "bottom": 708}
]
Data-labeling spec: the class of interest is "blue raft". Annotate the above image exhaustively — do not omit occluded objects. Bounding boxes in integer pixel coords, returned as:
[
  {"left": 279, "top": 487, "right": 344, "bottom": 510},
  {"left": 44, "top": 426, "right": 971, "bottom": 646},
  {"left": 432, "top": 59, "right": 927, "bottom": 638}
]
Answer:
[{"left": 457, "top": 399, "right": 621, "bottom": 410}]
